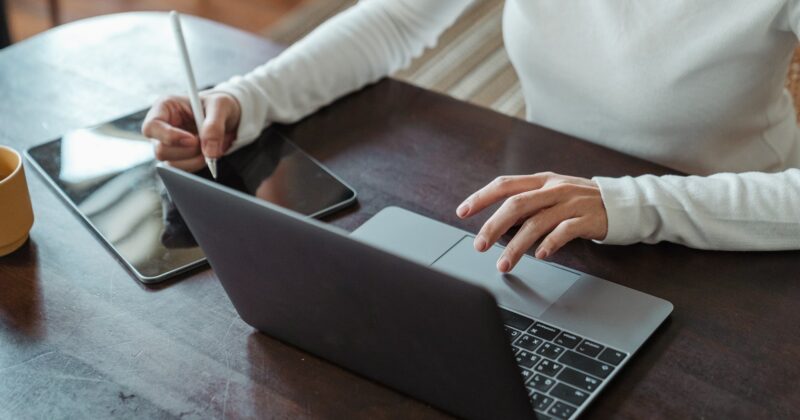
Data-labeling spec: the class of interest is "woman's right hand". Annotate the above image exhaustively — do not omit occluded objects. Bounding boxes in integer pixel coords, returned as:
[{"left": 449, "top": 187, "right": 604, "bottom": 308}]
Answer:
[{"left": 142, "top": 93, "right": 241, "bottom": 172}]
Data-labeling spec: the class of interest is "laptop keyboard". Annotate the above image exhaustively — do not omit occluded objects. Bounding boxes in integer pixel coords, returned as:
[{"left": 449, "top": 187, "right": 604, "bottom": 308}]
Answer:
[{"left": 500, "top": 308, "right": 628, "bottom": 419}]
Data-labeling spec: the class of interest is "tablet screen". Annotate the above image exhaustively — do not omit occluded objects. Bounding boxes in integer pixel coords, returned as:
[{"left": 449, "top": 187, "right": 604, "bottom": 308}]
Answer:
[{"left": 26, "top": 109, "right": 356, "bottom": 282}]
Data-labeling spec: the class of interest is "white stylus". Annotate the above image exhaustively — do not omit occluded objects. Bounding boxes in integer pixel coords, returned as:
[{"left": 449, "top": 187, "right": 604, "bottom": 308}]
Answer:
[{"left": 169, "top": 11, "right": 217, "bottom": 179}]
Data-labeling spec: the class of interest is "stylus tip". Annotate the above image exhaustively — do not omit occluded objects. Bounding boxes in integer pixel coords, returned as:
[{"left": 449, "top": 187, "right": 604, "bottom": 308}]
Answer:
[{"left": 206, "top": 157, "right": 218, "bottom": 179}]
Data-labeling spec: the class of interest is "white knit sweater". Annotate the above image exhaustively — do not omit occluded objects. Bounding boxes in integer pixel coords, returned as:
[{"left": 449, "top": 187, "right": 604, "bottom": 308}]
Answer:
[{"left": 213, "top": 0, "right": 800, "bottom": 250}]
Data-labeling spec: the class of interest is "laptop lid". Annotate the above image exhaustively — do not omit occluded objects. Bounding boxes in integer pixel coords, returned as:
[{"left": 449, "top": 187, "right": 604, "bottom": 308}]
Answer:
[{"left": 157, "top": 164, "right": 537, "bottom": 420}]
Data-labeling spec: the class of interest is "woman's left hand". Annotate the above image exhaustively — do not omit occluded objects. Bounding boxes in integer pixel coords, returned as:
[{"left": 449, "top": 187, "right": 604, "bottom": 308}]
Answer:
[{"left": 456, "top": 172, "right": 608, "bottom": 272}]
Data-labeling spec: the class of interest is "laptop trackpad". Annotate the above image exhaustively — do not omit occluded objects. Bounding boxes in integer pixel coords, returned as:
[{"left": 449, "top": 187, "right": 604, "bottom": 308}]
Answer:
[{"left": 432, "top": 236, "right": 580, "bottom": 318}]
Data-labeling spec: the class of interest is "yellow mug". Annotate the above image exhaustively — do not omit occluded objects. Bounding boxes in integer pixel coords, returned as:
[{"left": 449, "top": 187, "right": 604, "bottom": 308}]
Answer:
[{"left": 0, "top": 145, "right": 34, "bottom": 256}]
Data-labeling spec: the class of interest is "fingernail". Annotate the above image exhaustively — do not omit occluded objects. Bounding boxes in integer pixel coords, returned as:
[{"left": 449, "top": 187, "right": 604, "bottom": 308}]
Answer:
[
  {"left": 497, "top": 257, "right": 511, "bottom": 272},
  {"left": 536, "top": 248, "right": 549, "bottom": 259},
  {"left": 474, "top": 235, "right": 487, "bottom": 252},
  {"left": 204, "top": 144, "right": 216, "bottom": 158},
  {"left": 456, "top": 203, "right": 469, "bottom": 218}
]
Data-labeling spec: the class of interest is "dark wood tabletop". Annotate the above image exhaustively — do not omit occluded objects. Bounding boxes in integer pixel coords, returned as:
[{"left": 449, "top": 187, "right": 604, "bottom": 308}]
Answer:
[
  {"left": 0, "top": 0, "right": 9, "bottom": 49},
  {"left": 1, "top": 12, "right": 798, "bottom": 420}
]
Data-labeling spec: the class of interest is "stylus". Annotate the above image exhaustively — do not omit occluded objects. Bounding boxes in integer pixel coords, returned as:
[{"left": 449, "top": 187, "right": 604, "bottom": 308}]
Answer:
[{"left": 169, "top": 10, "right": 218, "bottom": 179}]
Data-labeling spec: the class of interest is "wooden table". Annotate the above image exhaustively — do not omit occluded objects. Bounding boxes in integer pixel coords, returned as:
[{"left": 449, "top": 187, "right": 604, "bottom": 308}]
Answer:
[
  {"left": 1, "top": 13, "right": 798, "bottom": 419},
  {"left": 0, "top": 0, "right": 9, "bottom": 48}
]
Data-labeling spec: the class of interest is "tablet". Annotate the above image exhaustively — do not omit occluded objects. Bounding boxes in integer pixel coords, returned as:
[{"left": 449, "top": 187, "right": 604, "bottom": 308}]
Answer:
[{"left": 25, "top": 109, "right": 357, "bottom": 283}]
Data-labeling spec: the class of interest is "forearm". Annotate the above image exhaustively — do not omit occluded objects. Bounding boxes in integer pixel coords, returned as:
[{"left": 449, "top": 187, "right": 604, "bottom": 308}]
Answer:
[
  {"left": 594, "top": 169, "right": 800, "bottom": 250},
  {"left": 212, "top": 0, "right": 472, "bottom": 152}
]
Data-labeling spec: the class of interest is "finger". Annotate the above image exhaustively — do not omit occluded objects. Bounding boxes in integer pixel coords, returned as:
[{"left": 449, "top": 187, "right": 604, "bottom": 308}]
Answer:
[
  {"left": 143, "top": 96, "right": 195, "bottom": 135},
  {"left": 142, "top": 97, "right": 171, "bottom": 129},
  {"left": 457, "top": 173, "right": 553, "bottom": 218},
  {"left": 200, "top": 96, "right": 235, "bottom": 158},
  {"left": 143, "top": 119, "right": 197, "bottom": 147},
  {"left": 497, "top": 206, "right": 565, "bottom": 272},
  {"left": 474, "top": 188, "right": 562, "bottom": 252},
  {"left": 536, "top": 218, "right": 586, "bottom": 259},
  {"left": 165, "top": 155, "right": 207, "bottom": 173},
  {"left": 153, "top": 141, "right": 201, "bottom": 161}
]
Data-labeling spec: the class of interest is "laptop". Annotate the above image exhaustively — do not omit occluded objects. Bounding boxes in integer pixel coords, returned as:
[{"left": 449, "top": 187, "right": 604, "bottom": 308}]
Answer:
[{"left": 157, "top": 164, "right": 672, "bottom": 420}]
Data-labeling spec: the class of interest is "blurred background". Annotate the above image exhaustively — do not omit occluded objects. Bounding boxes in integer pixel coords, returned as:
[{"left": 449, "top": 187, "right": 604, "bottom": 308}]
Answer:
[
  {"left": 3, "top": 0, "right": 305, "bottom": 43},
  {"left": 0, "top": 0, "right": 529, "bottom": 121}
]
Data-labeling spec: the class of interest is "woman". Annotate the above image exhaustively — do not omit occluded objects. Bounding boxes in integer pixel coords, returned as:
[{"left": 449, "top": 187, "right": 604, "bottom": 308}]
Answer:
[{"left": 143, "top": 0, "right": 800, "bottom": 273}]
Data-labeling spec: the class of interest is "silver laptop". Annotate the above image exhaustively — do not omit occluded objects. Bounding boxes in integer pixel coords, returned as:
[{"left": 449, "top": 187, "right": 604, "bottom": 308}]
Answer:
[{"left": 157, "top": 164, "right": 672, "bottom": 420}]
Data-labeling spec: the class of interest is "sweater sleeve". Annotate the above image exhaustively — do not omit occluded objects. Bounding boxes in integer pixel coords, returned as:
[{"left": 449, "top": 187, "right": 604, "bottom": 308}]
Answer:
[
  {"left": 210, "top": 0, "right": 473, "bottom": 153},
  {"left": 592, "top": 169, "right": 800, "bottom": 250},
  {"left": 593, "top": 2, "right": 800, "bottom": 250}
]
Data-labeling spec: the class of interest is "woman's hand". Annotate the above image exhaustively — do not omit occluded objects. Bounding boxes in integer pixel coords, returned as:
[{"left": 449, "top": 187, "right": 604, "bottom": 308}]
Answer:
[
  {"left": 142, "top": 92, "right": 241, "bottom": 172},
  {"left": 456, "top": 172, "right": 608, "bottom": 272}
]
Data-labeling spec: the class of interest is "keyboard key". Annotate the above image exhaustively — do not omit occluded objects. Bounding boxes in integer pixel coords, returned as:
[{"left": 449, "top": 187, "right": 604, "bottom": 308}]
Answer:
[
  {"left": 514, "top": 334, "right": 543, "bottom": 352},
  {"left": 520, "top": 367, "right": 533, "bottom": 383},
  {"left": 500, "top": 308, "right": 534, "bottom": 331},
  {"left": 560, "top": 351, "right": 614, "bottom": 379},
  {"left": 529, "top": 373, "right": 556, "bottom": 392},
  {"left": 529, "top": 322, "right": 561, "bottom": 341},
  {"left": 598, "top": 347, "right": 627, "bottom": 366},
  {"left": 548, "top": 401, "right": 577, "bottom": 419},
  {"left": 549, "top": 383, "right": 589, "bottom": 407},
  {"left": 575, "top": 340, "right": 604, "bottom": 357},
  {"left": 530, "top": 392, "right": 554, "bottom": 412},
  {"left": 554, "top": 332, "right": 582, "bottom": 349},
  {"left": 536, "top": 342, "right": 565, "bottom": 359},
  {"left": 516, "top": 350, "right": 541, "bottom": 369},
  {"left": 504, "top": 326, "right": 521, "bottom": 341},
  {"left": 535, "top": 359, "right": 564, "bottom": 377},
  {"left": 558, "top": 367, "right": 601, "bottom": 392}
]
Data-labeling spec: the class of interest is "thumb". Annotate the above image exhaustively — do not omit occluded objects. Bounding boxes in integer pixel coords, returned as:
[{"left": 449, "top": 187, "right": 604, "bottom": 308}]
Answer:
[{"left": 199, "top": 100, "right": 231, "bottom": 159}]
